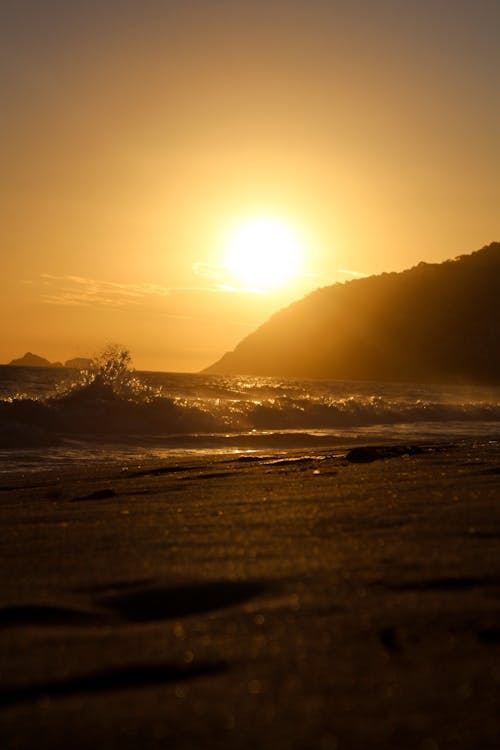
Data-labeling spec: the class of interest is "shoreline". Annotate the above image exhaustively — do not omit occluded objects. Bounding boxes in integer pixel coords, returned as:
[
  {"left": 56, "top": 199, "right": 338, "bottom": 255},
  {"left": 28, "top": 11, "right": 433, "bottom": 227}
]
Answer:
[
  {"left": 1, "top": 427, "right": 500, "bottom": 475},
  {"left": 1, "top": 438, "right": 500, "bottom": 748}
]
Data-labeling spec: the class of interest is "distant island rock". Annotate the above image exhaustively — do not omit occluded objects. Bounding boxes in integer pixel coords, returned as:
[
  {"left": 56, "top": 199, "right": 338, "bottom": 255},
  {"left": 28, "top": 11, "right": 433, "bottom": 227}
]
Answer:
[
  {"left": 8, "top": 352, "right": 61, "bottom": 368},
  {"left": 64, "top": 357, "right": 93, "bottom": 370},
  {"left": 8, "top": 353, "right": 92, "bottom": 369},
  {"left": 204, "top": 242, "right": 500, "bottom": 384}
]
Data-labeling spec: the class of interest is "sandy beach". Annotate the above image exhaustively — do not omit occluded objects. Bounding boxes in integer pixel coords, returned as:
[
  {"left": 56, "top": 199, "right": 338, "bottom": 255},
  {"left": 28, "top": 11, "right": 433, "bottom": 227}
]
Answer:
[
  {"left": 1, "top": 439, "right": 500, "bottom": 749},
  {"left": 3, "top": 0, "right": 499, "bottom": 746}
]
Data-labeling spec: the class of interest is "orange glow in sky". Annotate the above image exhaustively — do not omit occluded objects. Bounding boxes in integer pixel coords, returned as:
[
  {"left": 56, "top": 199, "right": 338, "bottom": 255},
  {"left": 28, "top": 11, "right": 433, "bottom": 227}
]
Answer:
[{"left": 1, "top": 1, "right": 498, "bottom": 371}]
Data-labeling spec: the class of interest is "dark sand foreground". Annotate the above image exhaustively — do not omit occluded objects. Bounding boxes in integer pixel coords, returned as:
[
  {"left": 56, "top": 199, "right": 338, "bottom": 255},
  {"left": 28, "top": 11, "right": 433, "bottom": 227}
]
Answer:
[{"left": 1, "top": 440, "right": 500, "bottom": 749}]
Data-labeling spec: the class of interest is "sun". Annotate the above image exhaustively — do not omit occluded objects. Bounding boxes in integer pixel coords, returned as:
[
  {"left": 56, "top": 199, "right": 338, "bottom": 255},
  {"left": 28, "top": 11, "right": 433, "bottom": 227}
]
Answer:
[{"left": 223, "top": 217, "right": 304, "bottom": 290}]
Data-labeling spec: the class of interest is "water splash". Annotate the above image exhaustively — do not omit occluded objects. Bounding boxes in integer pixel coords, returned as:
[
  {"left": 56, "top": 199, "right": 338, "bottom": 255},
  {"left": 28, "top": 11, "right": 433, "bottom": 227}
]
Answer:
[{"left": 0, "top": 349, "right": 499, "bottom": 450}]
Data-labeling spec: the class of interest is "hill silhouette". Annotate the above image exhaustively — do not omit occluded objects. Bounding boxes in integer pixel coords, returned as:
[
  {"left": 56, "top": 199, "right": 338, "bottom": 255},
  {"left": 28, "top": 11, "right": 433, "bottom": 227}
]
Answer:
[
  {"left": 204, "top": 242, "right": 500, "bottom": 384},
  {"left": 8, "top": 352, "right": 62, "bottom": 368},
  {"left": 64, "top": 357, "right": 93, "bottom": 370},
  {"left": 7, "top": 353, "right": 92, "bottom": 369}
]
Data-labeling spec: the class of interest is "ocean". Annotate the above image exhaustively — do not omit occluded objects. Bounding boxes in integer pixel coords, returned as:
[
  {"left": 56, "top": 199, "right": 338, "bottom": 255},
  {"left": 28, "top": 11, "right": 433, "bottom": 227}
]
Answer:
[{"left": 1, "top": 363, "right": 499, "bottom": 474}]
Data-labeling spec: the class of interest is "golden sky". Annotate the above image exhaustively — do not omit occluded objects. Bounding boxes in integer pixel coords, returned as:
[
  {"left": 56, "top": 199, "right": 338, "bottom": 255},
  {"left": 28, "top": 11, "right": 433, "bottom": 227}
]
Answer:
[{"left": 1, "top": 0, "right": 499, "bottom": 371}]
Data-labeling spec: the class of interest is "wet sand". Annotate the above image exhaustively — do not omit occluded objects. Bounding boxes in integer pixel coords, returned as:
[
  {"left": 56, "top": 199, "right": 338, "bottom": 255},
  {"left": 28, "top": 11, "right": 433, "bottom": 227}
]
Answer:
[{"left": 1, "top": 440, "right": 500, "bottom": 749}]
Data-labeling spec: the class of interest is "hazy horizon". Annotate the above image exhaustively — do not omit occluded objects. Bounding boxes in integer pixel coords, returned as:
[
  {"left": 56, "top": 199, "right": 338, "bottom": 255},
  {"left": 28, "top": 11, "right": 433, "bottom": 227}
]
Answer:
[{"left": 2, "top": 1, "right": 499, "bottom": 371}]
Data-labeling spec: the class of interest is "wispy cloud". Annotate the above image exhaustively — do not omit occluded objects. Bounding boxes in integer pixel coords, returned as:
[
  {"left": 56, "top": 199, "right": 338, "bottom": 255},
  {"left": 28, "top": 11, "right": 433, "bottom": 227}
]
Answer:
[
  {"left": 32, "top": 272, "right": 254, "bottom": 308},
  {"left": 337, "top": 269, "right": 369, "bottom": 278},
  {"left": 25, "top": 274, "right": 265, "bottom": 330},
  {"left": 33, "top": 274, "right": 179, "bottom": 308},
  {"left": 192, "top": 262, "right": 225, "bottom": 282},
  {"left": 303, "top": 272, "right": 336, "bottom": 285},
  {"left": 27, "top": 267, "right": 368, "bottom": 312}
]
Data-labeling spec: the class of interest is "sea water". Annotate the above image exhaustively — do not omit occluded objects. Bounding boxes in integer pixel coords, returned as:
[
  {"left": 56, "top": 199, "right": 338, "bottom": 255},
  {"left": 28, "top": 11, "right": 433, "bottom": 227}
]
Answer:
[{"left": 0, "top": 364, "right": 499, "bottom": 474}]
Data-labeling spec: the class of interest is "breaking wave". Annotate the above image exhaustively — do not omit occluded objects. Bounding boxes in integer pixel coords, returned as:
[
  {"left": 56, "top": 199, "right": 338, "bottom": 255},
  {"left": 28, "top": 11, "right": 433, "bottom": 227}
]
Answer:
[{"left": 1, "top": 347, "right": 499, "bottom": 450}]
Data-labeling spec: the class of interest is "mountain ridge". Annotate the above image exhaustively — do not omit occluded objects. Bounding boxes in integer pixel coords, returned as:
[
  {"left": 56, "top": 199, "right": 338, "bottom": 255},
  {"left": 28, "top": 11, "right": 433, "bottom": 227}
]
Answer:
[{"left": 204, "top": 242, "right": 500, "bottom": 384}]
